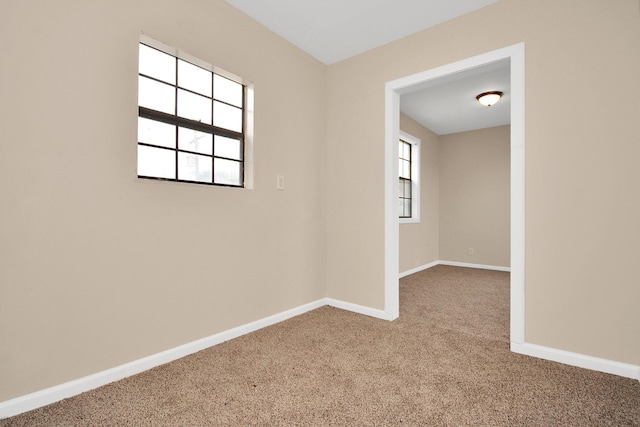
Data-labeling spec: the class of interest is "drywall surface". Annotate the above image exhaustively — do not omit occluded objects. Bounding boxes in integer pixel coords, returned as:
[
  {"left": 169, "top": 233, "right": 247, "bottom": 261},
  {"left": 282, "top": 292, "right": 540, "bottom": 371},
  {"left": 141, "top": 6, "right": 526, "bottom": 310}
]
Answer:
[
  {"left": 439, "top": 126, "right": 510, "bottom": 267},
  {"left": 0, "top": 0, "right": 327, "bottom": 401}
]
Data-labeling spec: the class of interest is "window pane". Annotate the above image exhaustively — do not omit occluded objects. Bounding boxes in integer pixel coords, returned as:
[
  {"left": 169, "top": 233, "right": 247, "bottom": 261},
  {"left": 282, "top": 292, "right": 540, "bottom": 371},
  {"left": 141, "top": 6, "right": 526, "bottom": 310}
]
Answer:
[
  {"left": 178, "top": 60, "right": 212, "bottom": 97},
  {"left": 214, "top": 101, "right": 242, "bottom": 132},
  {"left": 398, "top": 198, "right": 405, "bottom": 217},
  {"left": 178, "top": 127, "right": 213, "bottom": 155},
  {"left": 138, "top": 145, "right": 175, "bottom": 179},
  {"left": 139, "top": 44, "right": 176, "bottom": 84},
  {"left": 177, "top": 89, "right": 212, "bottom": 124},
  {"left": 404, "top": 199, "right": 412, "bottom": 217},
  {"left": 214, "top": 74, "right": 243, "bottom": 107},
  {"left": 138, "top": 76, "right": 175, "bottom": 114},
  {"left": 399, "top": 179, "right": 412, "bottom": 198},
  {"left": 214, "top": 135, "right": 241, "bottom": 160},
  {"left": 399, "top": 159, "right": 410, "bottom": 179},
  {"left": 214, "top": 158, "right": 241, "bottom": 185},
  {"left": 403, "top": 142, "right": 411, "bottom": 159},
  {"left": 138, "top": 117, "right": 175, "bottom": 148},
  {"left": 178, "top": 152, "right": 212, "bottom": 183},
  {"left": 404, "top": 180, "right": 412, "bottom": 198}
]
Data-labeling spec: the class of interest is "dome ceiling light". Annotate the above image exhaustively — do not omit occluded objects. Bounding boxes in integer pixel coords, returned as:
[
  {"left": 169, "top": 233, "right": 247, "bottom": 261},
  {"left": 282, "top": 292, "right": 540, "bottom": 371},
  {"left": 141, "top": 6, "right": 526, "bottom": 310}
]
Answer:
[{"left": 476, "top": 91, "right": 503, "bottom": 107}]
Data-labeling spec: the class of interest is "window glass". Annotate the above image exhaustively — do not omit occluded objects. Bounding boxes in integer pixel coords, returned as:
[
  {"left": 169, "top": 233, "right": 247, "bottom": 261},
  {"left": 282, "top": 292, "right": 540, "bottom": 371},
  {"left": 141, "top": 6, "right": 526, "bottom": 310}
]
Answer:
[
  {"left": 399, "top": 138, "right": 414, "bottom": 219},
  {"left": 178, "top": 127, "right": 213, "bottom": 155},
  {"left": 213, "top": 101, "right": 242, "bottom": 132},
  {"left": 177, "top": 89, "right": 212, "bottom": 124},
  {"left": 398, "top": 134, "right": 420, "bottom": 222},
  {"left": 138, "top": 76, "right": 175, "bottom": 115},
  {"left": 214, "top": 74, "right": 243, "bottom": 107},
  {"left": 138, "top": 145, "right": 175, "bottom": 179},
  {"left": 214, "top": 135, "right": 242, "bottom": 160},
  {"left": 138, "top": 117, "right": 175, "bottom": 149},
  {"left": 137, "top": 41, "right": 245, "bottom": 188},
  {"left": 399, "top": 159, "right": 410, "bottom": 179},
  {"left": 214, "top": 158, "right": 241, "bottom": 186},
  {"left": 178, "top": 59, "right": 212, "bottom": 97},
  {"left": 139, "top": 44, "right": 176, "bottom": 84},
  {"left": 178, "top": 152, "right": 212, "bottom": 183}
]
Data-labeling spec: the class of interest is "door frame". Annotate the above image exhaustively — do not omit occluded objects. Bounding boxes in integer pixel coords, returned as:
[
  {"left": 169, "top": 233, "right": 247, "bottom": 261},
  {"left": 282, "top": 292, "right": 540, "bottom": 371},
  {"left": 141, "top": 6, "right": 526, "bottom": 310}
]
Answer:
[{"left": 383, "top": 42, "right": 525, "bottom": 346}]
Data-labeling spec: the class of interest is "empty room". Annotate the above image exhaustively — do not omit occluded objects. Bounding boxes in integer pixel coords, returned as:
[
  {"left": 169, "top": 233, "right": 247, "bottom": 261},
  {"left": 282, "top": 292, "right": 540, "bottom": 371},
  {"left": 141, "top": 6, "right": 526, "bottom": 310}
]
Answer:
[{"left": 1, "top": 0, "right": 639, "bottom": 424}]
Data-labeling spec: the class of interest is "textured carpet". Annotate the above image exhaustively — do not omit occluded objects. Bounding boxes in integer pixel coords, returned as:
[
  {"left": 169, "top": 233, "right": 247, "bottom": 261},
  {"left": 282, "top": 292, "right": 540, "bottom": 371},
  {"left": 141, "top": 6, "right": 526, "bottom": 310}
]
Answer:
[{"left": 3, "top": 265, "right": 639, "bottom": 426}]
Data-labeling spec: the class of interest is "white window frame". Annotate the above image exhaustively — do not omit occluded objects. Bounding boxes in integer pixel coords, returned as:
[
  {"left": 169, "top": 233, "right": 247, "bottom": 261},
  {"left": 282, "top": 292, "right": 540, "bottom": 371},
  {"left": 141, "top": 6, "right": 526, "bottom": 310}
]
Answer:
[{"left": 399, "top": 130, "right": 420, "bottom": 224}]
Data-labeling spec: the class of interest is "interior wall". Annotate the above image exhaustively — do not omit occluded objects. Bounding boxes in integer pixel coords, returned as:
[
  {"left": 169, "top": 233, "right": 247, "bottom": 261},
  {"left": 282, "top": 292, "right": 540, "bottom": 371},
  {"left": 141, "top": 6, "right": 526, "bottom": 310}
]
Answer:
[
  {"left": 0, "top": 0, "right": 327, "bottom": 401},
  {"left": 399, "top": 114, "right": 440, "bottom": 273},
  {"left": 325, "top": 0, "right": 640, "bottom": 366},
  {"left": 439, "top": 126, "right": 510, "bottom": 267}
]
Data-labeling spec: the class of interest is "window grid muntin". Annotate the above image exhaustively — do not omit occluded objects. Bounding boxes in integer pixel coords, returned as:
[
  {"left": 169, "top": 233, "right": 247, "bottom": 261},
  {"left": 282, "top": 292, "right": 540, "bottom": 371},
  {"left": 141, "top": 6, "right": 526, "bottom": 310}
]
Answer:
[
  {"left": 399, "top": 139, "right": 412, "bottom": 218},
  {"left": 138, "top": 43, "right": 245, "bottom": 188}
]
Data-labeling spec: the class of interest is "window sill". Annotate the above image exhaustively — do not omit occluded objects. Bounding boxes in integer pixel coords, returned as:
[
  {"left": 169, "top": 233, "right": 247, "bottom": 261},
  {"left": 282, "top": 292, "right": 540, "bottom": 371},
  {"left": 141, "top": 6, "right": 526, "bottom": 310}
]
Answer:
[{"left": 400, "top": 217, "right": 420, "bottom": 224}]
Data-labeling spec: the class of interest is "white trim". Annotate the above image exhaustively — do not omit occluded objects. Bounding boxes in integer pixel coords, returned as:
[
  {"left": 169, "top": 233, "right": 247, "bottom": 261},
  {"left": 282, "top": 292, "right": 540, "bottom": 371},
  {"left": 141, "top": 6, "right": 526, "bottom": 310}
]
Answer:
[
  {"left": 399, "top": 261, "right": 640, "bottom": 382},
  {"left": 438, "top": 260, "right": 511, "bottom": 272},
  {"left": 384, "top": 85, "right": 401, "bottom": 321},
  {"left": 399, "top": 260, "right": 509, "bottom": 279},
  {"left": 3, "top": 295, "right": 637, "bottom": 419},
  {"left": 512, "top": 343, "right": 640, "bottom": 381},
  {"left": 399, "top": 260, "right": 440, "bottom": 278},
  {"left": 508, "top": 44, "right": 526, "bottom": 345},
  {"left": 325, "top": 298, "right": 395, "bottom": 321},
  {"left": 0, "top": 297, "right": 394, "bottom": 419},
  {"left": 398, "top": 131, "right": 421, "bottom": 224},
  {"left": 0, "top": 299, "right": 326, "bottom": 420},
  {"left": 385, "top": 42, "right": 525, "bottom": 346}
]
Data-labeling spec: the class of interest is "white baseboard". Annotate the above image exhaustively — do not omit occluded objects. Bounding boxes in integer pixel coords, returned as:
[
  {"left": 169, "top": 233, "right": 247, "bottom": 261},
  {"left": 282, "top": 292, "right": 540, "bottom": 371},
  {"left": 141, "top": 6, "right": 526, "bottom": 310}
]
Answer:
[
  {"left": 401, "top": 261, "right": 639, "bottom": 381},
  {"left": 4, "top": 295, "right": 637, "bottom": 420},
  {"left": 512, "top": 342, "right": 640, "bottom": 381},
  {"left": 399, "top": 260, "right": 440, "bottom": 278},
  {"left": 325, "top": 298, "right": 395, "bottom": 321},
  {"left": 399, "top": 260, "right": 510, "bottom": 278},
  {"left": 0, "top": 299, "right": 327, "bottom": 420},
  {"left": 438, "top": 260, "right": 511, "bottom": 272},
  {"left": 0, "top": 297, "right": 393, "bottom": 419}
]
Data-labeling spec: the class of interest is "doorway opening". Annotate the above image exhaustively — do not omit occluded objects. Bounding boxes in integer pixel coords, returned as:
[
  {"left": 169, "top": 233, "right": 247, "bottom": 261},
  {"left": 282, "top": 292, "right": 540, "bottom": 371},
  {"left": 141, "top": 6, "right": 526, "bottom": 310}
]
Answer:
[{"left": 384, "top": 43, "right": 525, "bottom": 346}]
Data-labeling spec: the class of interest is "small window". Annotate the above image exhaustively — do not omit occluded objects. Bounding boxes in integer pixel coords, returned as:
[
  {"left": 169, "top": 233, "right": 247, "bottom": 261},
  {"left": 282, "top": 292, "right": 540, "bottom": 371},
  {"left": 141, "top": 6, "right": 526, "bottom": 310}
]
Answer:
[
  {"left": 399, "top": 139, "right": 412, "bottom": 217},
  {"left": 137, "top": 39, "right": 246, "bottom": 187},
  {"left": 399, "top": 131, "right": 420, "bottom": 223}
]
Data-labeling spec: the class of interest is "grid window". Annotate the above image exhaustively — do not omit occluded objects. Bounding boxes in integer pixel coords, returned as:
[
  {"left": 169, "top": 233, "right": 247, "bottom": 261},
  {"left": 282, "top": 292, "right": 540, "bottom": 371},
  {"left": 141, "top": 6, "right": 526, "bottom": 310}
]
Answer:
[
  {"left": 399, "top": 139, "right": 412, "bottom": 218},
  {"left": 137, "top": 42, "right": 245, "bottom": 187}
]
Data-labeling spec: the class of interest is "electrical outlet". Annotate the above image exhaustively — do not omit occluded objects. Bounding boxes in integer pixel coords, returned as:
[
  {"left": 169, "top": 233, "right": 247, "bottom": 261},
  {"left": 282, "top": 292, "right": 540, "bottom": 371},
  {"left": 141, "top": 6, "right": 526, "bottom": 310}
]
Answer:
[
  {"left": 276, "top": 175, "right": 285, "bottom": 190},
  {"left": 467, "top": 247, "right": 474, "bottom": 255}
]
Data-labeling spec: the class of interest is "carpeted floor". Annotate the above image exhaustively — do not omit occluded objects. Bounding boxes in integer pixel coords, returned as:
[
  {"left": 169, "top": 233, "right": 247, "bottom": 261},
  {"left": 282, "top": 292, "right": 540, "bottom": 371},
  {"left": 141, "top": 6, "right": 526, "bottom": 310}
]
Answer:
[{"left": 2, "top": 265, "right": 639, "bottom": 426}]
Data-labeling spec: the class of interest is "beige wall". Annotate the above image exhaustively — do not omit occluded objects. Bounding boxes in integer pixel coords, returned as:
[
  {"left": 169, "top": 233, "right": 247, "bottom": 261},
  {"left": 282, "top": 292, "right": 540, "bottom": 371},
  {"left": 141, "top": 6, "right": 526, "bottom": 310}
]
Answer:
[
  {"left": 399, "top": 114, "right": 440, "bottom": 273},
  {"left": 0, "top": 0, "right": 327, "bottom": 401},
  {"left": 398, "top": 118, "right": 509, "bottom": 272},
  {"left": 439, "top": 126, "right": 510, "bottom": 267},
  {"left": 325, "top": 0, "right": 640, "bottom": 366}
]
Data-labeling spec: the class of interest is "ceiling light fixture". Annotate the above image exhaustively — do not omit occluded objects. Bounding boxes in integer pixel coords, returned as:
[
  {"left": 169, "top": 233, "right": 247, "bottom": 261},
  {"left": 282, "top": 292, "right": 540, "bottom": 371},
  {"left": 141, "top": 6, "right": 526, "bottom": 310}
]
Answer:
[{"left": 476, "top": 91, "right": 503, "bottom": 107}]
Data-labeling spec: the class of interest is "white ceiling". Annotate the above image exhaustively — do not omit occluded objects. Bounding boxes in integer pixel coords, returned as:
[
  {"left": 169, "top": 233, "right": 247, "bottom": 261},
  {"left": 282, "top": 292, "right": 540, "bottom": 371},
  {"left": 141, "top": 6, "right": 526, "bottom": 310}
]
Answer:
[
  {"left": 223, "top": 0, "right": 498, "bottom": 65},
  {"left": 401, "top": 59, "right": 511, "bottom": 135},
  {"left": 223, "top": 0, "right": 508, "bottom": 134}
]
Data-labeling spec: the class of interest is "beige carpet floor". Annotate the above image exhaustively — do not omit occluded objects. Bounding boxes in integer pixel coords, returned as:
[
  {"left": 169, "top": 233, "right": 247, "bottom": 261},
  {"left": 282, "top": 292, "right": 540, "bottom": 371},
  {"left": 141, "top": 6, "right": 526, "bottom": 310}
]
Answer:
[{"left": 2, "top": 265, "right": 639, "bottom": 426}]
